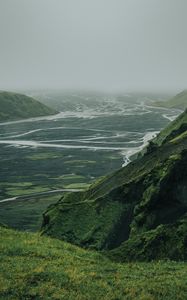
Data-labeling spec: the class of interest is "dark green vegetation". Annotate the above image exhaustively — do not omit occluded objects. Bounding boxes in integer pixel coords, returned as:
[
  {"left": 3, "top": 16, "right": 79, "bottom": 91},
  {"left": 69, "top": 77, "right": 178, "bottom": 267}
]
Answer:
[
  {"left": 0, "top": 145, "right": 122, "bottom": 231},
  {"left": 151, "top": 108, "right": 187, "bottom": 146},
  {"left": 1, "top": 92, "right": 187, "bottom": 299},
  {"left": 42, "top": 109, "right": 187, "bottom": 261},
  {"left": 0, "top": 135, "right": 120, "bottom": 200},
  {"left": 1, "top": 92, "right": 174, "bottom": 231},
  {"left": 0, "top": 194, "right": 62, "bottom": 231},
  {"left": 153, "top": 90, "right": 187, "bottom": 110},
  {"left": 0, "top": 91, "right": 57, "bottom": 121},
  {"left": 1, "top": 226, "right": 187, "bottom": 300},
  {"left": 0, "top": 146, "right": 114, "bottom": 200}
]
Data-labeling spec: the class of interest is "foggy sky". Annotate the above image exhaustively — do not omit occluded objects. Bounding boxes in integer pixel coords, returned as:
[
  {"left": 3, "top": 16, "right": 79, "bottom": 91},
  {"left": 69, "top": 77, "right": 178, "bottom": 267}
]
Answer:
[{"left": 0, "top": 0, "right": 187, "bottom": 92}]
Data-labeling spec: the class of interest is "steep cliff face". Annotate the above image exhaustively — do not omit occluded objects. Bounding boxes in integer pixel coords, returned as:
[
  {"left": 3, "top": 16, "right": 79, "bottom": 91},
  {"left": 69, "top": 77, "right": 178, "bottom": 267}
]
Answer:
[{"left": 42, "top": 110, "right": 187, "bottom": 261}]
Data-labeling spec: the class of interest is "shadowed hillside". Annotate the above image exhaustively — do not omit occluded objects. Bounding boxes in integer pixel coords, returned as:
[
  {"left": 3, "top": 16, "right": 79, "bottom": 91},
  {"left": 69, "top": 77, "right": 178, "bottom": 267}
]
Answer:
[
  {"left": 42, "top": 109, "right": 187, "bottom": 261},
  {"left": 0, "top": 91, "right": 57, "bottom": 121}
]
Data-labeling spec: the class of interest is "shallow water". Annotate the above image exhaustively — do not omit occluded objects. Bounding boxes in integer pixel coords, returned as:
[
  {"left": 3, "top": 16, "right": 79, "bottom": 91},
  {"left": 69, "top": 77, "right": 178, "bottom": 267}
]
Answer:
[{"left": 0, "top": 92, "right": 180, "bottom": 199}]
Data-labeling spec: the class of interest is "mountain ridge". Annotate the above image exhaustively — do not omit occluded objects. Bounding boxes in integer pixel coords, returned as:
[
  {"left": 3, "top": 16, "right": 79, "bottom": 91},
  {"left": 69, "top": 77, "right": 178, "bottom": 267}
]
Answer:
[
  {"left": 41, "top": 109, "right": 187, "bottom": 261},
  {"left": 0, "top": 91, "right": 57, "bottom": 121},
  {"left": 153, "top": 90, "right": 187, "bottom": 110}
]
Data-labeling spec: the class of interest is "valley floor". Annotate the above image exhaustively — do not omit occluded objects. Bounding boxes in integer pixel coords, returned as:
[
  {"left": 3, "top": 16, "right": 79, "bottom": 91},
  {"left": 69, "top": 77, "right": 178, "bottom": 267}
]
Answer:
[{"left": 0, "top": 226, "right": 187, "bottom": 300}]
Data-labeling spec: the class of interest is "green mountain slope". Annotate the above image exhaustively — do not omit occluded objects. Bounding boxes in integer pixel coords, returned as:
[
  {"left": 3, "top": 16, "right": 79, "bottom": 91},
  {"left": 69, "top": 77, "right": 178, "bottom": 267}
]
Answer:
[
  {"left": 153, "top": 90, "right": 187, "bottom": 110},
  {"left": 42, "top": 110, "right": 187, "bottom": 261},
  {"left": 0, "top": 91, "right": 57, "bottom": 121},
  {"left": 1, "top": 226, "right": 187, "bottom": 300},
  {"left": 151, "top": 108, "right": 187, "bottom": 146}
]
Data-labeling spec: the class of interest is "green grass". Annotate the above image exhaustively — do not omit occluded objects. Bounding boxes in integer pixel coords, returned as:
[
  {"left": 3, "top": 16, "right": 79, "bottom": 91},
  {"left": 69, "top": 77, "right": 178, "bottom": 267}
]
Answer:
[
  {"left": 0, "top": 91, "right": 57, "bottom": 121},
  {"left": 0, "top": 182, "right": 33, "bottom": 187},
  {"left": 0, "top": 195, "right": 61, "bottom": 231},
  {"left": 107, "top": 155, "right": 120, "bottom": 160},
  {"left": 170, "top": 130, "right": 187, "bottom": 144},
  {"left": 6, "top": 186, "right": 49, "bottom": 197},
  {"left": 152, "top": 109, "right": 187, "bottom": 146},
  {"left": 26, "top": 153, "right": 63, "bottom": 160},
  {"left": 0, "top": 141, "right": 123, "bottom": 231},
  {"left": 1, "top": 226, "right": 187, "bottom": 300},
  {"left": 51, "top": 174, "right": 86, "bottom": 180},
  {"left": 63, "top": 182, "right": 91, "bottom": 189},
  {"left": 64, "top": 160, "right": 96, "bottom": 165},
  {"left": 0, "top": 182, "right": 52, "bottom": 200},
  {"left": 41, "top": 110, "right": 187, "bottom": 258}
]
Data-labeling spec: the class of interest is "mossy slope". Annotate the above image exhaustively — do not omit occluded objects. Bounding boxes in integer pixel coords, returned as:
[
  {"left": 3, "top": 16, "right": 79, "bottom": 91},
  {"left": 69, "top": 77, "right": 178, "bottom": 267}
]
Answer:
[
  {"left": 108, "top": 214, "right": 187, "bottom": 262},
  {"left": 1, "top": 226, "right": 187, "bottom": 300},
  {"left": 151, "top": 108, "right": 187, "bottom": 146},
  {"left": 0, "top": 91, "right": 57, "bottom": 121},
  {"left": 42, "top": 110, "right": 187, "bottom": 261}
]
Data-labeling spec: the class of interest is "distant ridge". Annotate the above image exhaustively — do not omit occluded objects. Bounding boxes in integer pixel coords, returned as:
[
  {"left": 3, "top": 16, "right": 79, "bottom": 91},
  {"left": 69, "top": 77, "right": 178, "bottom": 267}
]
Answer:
[
  {"left": 0, "top": 91, "right": 57, "bottom": 121},
  {"left": 153, "top": 90, "right": 187, "bottom": 110}
]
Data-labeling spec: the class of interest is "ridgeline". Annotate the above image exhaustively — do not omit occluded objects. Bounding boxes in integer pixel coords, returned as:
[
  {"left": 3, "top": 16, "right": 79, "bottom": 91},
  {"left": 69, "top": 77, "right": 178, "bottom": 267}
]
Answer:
[
  {"left": 42, "top": 109, "right": 187, "bottom": 261},
  {"left": 1, "top": 96, "right": 187, "bottom": 299},
  {"left": 153, "top": 90, "right": 187, "bottom": 110},
  {"left": 0, "top": 91, "right": 57, "bottom": 121}
]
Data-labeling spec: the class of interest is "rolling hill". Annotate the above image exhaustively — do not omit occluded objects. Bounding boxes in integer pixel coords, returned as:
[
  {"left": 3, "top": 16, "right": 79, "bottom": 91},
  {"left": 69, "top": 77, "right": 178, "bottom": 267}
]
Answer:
[
  {"left": 153, "top": 90, "right": 187, "bottom": 110},
  {"left": 1, "top": 98, "right": 187, "bottom": 299},
  {"left": 1, "top": 226, "right": 187, "bottom": 300},
  {"left": 0, "top": 91, "right": 57, "bottom": 121},
  {"left": 42, "top": 109, "right": 187, "bottom": 261}
]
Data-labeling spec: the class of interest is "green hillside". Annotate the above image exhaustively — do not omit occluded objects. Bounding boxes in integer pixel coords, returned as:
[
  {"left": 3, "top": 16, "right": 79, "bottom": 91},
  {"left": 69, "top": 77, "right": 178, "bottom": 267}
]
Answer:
[
  {"left": 1, "top": 226, "right": 187, "bottom": 300},
  {"left": 0, "top": 91, "right": 57, "bottom": 121},
  {"left": 150, "top": 108, "right": 187, "bottom": 146},
  {"left": 1, "top": 98, "right": 187, "bottom": 299},
  {"left": 42, "top": 110, "right": 187, "bottom": 261},
  {"left": 153, "top": 90, "right": 187, "bottom": 110}
]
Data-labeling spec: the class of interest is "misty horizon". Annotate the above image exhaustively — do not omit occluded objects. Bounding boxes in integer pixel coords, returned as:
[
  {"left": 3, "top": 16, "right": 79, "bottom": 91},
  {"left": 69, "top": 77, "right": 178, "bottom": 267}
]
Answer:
[{"left": 0, "top": 0, "right": 187, "bottom": 93}]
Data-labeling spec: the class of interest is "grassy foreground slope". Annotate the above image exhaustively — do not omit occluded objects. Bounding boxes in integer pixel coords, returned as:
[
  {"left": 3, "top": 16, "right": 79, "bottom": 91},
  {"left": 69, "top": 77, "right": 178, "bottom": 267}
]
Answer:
[
  {"left": 1, "top": 226, "right": 187, "bottom": 300},
  {"left": 0, "top": 91, "right": 57, "bottom": 121},
  {"left": 42, "top": 110, "right": 187, "bottom": 261},
  {"left": 153, "top": 90, "right": 187, "bottom": 110}
]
